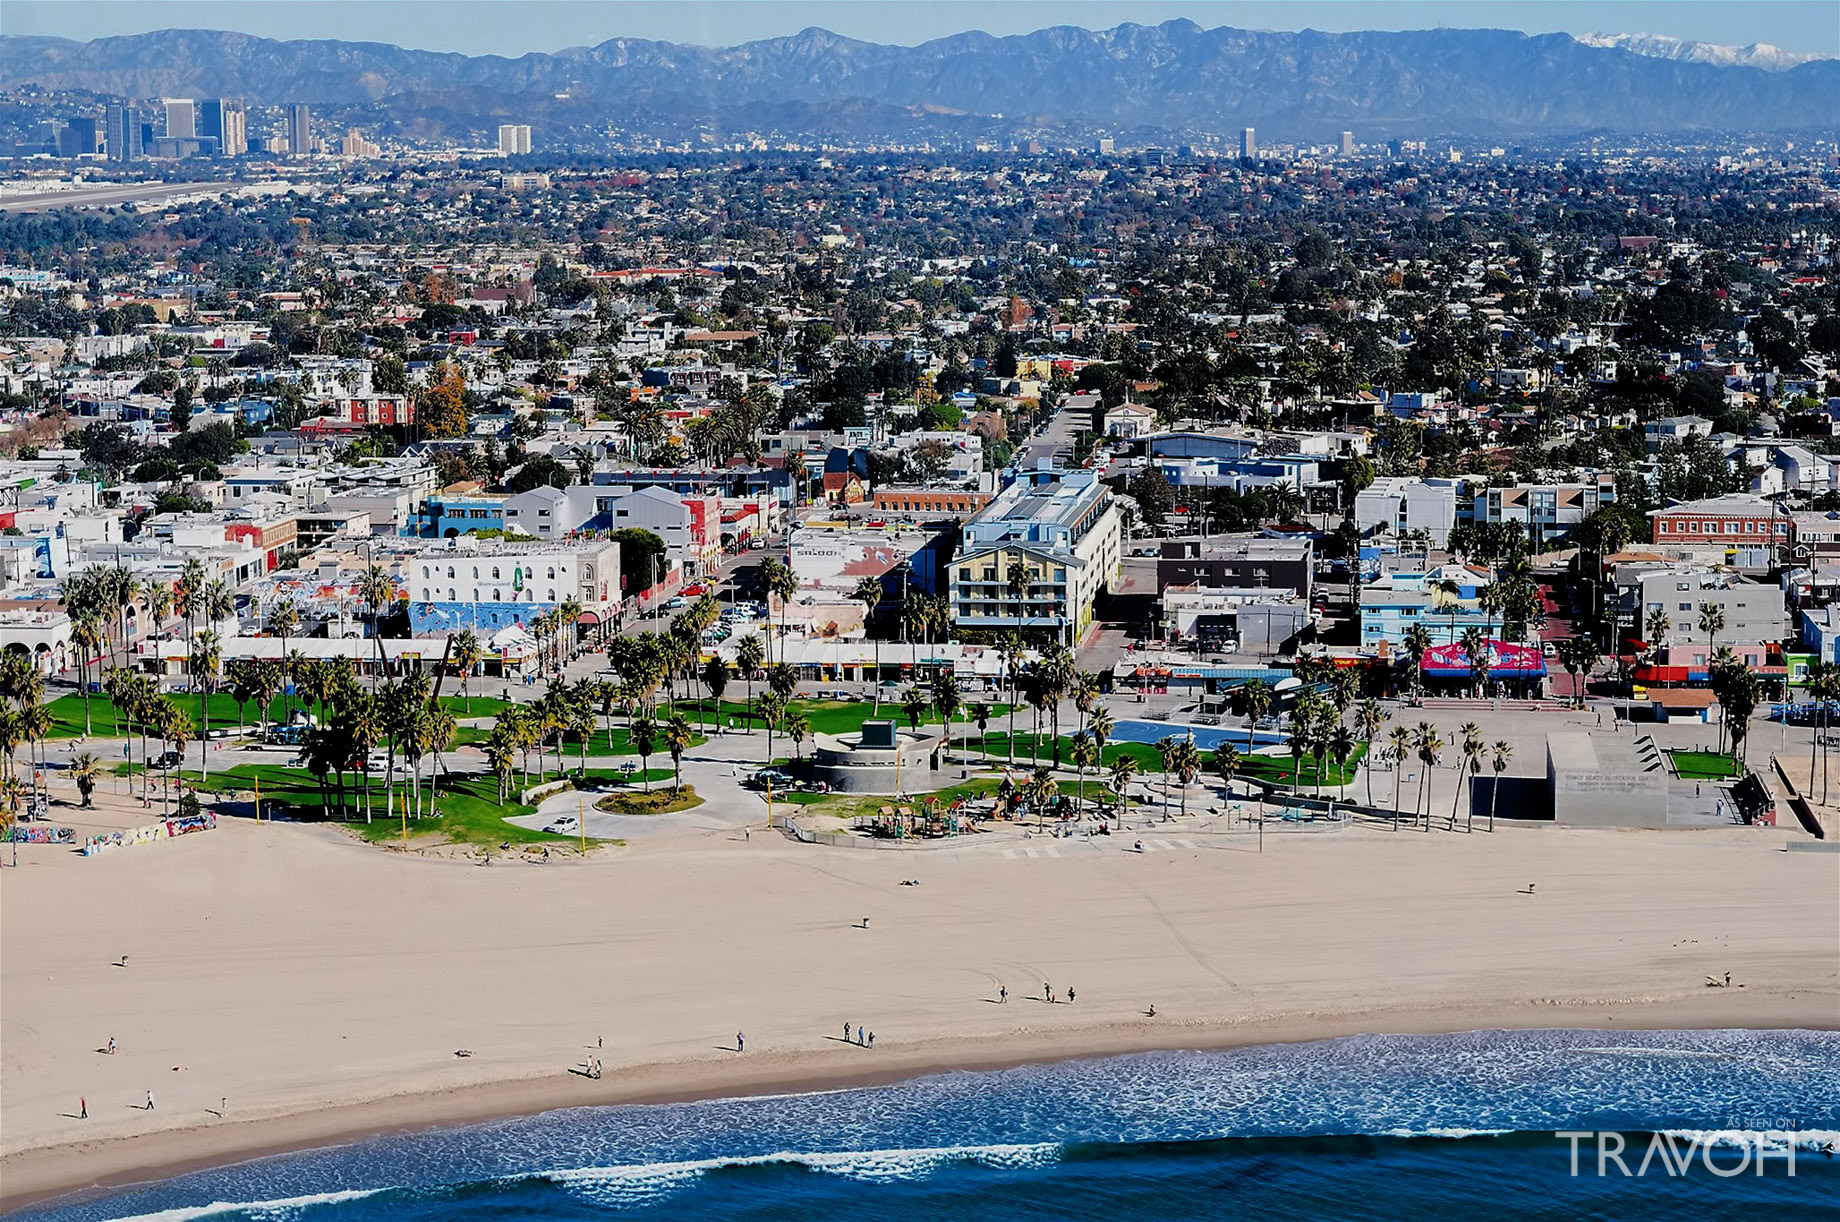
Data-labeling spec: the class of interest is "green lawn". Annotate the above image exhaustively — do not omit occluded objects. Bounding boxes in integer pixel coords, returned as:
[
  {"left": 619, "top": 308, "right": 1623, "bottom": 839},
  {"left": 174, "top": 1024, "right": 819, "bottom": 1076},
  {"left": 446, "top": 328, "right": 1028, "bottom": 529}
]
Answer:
[
  {"left": 1670, "top": 750, "right": 1741, "bottom": 780},
  {"left": 974, "top": 732, "right": 1367, "bottom": 788},
  {"left": 450, "top": 723, "right": 710, "bottom": 756},
  {"left": 790, "top": 776, "right": 1008, "bottom": 823},
  {"left": 974, "top": 732, "right": 1167, "bottom": 773},
  {"left": 680, "top": 697, "right": 1011, "bottom": 737},
  {"left": 49, "top": 692, "right": 512, "bottom": 739},
  {"left": 161, "top": 762, "right": 654, "bottom": 847}
]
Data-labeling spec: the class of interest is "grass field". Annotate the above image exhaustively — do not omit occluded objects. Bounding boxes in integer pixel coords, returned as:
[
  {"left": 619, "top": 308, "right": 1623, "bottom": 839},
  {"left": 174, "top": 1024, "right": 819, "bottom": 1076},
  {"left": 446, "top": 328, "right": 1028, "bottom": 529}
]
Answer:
[
  {"left": 971, "top": 732, "right": 1366, "bottom": 789},
  {"left": 594, "top": 785, "right": 703, "bottom": 814},
  {"left": 1669, "top": 750, "right": 1741, "bottom": 780},
  {"left": 48, "top": 692, "right": 513, "bottom": 740},
  {"left": 159, "top": 762, "right": 658, "bottom": 846}
]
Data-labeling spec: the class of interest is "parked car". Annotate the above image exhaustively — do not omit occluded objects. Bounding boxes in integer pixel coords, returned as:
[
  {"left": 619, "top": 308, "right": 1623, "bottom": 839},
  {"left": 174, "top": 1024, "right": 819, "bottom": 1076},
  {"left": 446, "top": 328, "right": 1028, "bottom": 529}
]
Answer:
[
  {"left": 749, "top": 769, "right": 794, "bottom": 790},
  {"left": 151, "top": 750, "right": 184, "bottom": 770},
  {"left": 543, "top": 815, "right": 579, "bottom": 834}
]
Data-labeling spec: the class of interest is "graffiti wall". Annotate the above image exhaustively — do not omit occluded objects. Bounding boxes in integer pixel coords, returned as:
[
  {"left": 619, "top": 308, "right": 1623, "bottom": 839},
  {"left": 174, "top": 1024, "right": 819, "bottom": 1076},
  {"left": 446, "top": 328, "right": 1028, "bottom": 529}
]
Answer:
[{"left": 82, "top": 811, "right": 218, "bottom": 856}]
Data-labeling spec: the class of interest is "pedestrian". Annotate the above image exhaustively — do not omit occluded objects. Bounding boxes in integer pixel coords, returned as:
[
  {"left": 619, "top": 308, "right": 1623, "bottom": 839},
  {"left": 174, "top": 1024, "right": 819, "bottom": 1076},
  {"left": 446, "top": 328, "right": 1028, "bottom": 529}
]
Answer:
[
  {"left": 844, "top": 1021, "right": 851, "bottom": 1043},
  {"left": 107, "top": 1036, "right": 116, "bottom": 1054},
  {"left": 146, "top": 1090, "right": 154, "bottom": 1110},
  {"left": 1067, "top": 987, "right": 1075, "bottom": 1004},
  {"left": 221, "top": 1097, "right": 227, "bottom": 1114},
  {"left": 999, "top": 984, "right": 1007, "bottom": 1004},
  {"left": 1044, "top": 981, "right": 1051, "bottom": 1002},
  {"left": 857, "top": 1025, "right": 865, "bottom": 1046},
  {"left": 80, "top": 1096, "right": 87, "bottom": 1119},
  {"left": 1696, "top": 782, "right": 1701, "bottom": 797},
  {"left": 737, "top": 1031, "right": 745, "bottom": 1053},
  {"left": 867, "top": 1031, "right": 875, "bottom": 1048},
  {"left": 1147, "top": 1004, "right": 1156, "bottom": 1018},
  {"left": 598, "top": 1035, "right": 603, "bottom": 1048}
]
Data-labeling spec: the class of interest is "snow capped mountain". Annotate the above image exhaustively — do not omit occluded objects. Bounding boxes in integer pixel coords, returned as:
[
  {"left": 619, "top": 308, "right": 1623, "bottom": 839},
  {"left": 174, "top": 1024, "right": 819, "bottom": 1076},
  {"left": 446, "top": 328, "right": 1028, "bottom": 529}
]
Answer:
[{"left": 1578, "top": 32, "right": 1828, "bottom": 72}]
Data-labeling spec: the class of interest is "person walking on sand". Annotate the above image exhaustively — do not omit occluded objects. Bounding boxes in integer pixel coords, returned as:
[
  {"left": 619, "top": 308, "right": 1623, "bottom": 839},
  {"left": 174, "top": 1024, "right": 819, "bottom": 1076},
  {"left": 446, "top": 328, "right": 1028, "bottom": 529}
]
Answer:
[
  {"left": 868, "top": 1031, "right": 875, "bottom": 1048},
  {"left": 737, "top": 1032, "right": 745, "bottom": 1053},
  {"left": 80, "top": 1096, "right": 87, "bottom": 1119},
  {"left": 145, "top": 1090, "right": 154, "bottom": 1110},
  {"left": 999, "top": 984, "right": 1008, "bottom": 1004},
  {"left": 844, "top": 1021, "right": 851, "bottom": 1043},
  {"left": 857, "top": 1025, "right": 865, "bottom": 1046},
  {"left": 107, "top": 1036, "right": 116, "bottom": 1054},
  {"left": 1044, "top": 982, "right": 1051, "bottom": 1002},
  {"left": 1067, "top": 987, "right": 1075, "bottom": 1004}
]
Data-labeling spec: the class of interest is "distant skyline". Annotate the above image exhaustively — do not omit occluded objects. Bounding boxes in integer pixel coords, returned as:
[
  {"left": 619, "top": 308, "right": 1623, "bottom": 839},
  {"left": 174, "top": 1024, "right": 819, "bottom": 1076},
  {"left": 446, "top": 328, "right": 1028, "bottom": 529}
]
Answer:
[{"left": 4, "top": 0, "right": 1836, "bottom": 58}]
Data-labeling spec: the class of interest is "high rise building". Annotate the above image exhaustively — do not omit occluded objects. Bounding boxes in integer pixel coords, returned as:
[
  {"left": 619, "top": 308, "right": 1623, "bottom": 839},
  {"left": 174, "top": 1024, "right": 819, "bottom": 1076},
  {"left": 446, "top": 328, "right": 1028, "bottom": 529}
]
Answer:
[
  {"left": 58, "top": 116, "right": 100, "bottom": 158},
  {"left": 287, "top": 103, "right": 313, "bottom": 156},
  {"left": 165, "top": 99, "right": 196, "bottom": 140},
  {"left": 105, "top": 101, "right": 143, "bottom": 161},
  {"left": 1096, "top": 137, "right": 1114, "bottom": 155},
  {"left": 1340, "top": 130, "right": 1355, "bottom": 157},
  {"left": 497, "top": 124, "right": 531, "bottom": 155},
  {"left": 199, "top": 98, "right": 247, "bottom": 156},
  {"left": 1240, "top": 127, "right": 1257, "bottom": 159}
]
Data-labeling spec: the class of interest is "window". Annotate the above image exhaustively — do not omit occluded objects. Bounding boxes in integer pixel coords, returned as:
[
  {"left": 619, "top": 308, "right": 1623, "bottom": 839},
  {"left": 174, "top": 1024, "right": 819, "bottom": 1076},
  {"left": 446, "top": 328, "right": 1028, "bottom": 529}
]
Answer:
[
  {"left": 449, "top": 588, "right": 456, "bottom": 600},
  {"left": 447, "top": 566, "right": 455, "bottom": 578},
  {"left": 492, "top": 567, "right": 500, "bottom": 579},
  {"left": 548, "top": 567, "right": 556, "bottom": 579},
  {"left": 584, "top": 565, "right": 593, "bottom": 578},
  {"left": 548, "top": 589, "right": 556, "bottom": 601},
  {"left": 472, "top": 567, "right": 479, "bottom": 579},
  {"left": 1679, "top": 602, "right": 1692, "bottom": 612},
  {"left": 492, "top": 590, "right": 501, "bottom": 601}
]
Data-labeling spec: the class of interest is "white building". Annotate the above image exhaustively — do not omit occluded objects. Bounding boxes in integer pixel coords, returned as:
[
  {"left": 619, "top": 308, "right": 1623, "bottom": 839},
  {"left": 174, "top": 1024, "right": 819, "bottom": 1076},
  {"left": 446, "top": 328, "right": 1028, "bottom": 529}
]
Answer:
[
  {"left": 1353, "top": 477, "right": 1461, "bottom": 546},
  {"left": 497, "top": 124, "right": 532, "bottom": 155},
  {"left": 404, "top": 537, "right": 621, "bottom": 638}
]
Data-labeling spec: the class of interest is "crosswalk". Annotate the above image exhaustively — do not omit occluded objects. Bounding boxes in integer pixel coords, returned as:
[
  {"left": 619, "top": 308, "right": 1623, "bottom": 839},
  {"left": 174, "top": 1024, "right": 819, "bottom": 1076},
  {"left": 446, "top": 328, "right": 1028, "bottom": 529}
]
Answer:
[{"left": 997, "top": 837, "right": 1196, "bottom": 860}]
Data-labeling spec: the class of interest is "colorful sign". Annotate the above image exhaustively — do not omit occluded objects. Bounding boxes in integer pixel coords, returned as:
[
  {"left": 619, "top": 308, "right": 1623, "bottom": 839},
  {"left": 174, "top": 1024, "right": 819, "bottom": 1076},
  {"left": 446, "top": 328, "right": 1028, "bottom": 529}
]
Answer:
[{"left": 1420, "top": 640, "right": 1546, "bottom": 677}]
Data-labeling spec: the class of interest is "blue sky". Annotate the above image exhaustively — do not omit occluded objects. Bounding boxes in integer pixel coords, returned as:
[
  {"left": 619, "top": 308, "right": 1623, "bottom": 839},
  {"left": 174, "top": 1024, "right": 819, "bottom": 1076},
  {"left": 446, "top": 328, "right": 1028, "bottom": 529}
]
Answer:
[{"left": 5, "top": 1, "right": 1835, "bottom": 57}]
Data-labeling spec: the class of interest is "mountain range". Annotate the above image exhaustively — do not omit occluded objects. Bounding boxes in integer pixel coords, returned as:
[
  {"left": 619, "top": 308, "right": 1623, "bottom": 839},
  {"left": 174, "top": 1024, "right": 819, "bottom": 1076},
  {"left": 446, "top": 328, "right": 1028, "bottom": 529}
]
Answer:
[
  {"left": 1576, "top": 31, "right": 1826, "bottom": 72},
  {"left": 2, "top": 20, "right": 1834, "bottom": 145}
]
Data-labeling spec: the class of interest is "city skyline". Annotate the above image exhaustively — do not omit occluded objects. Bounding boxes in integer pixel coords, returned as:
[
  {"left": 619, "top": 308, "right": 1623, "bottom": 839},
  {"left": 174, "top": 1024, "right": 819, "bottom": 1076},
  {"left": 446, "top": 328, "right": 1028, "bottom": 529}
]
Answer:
[{"left": 5, "top": 0, "right": 1836, "bottom": 59}]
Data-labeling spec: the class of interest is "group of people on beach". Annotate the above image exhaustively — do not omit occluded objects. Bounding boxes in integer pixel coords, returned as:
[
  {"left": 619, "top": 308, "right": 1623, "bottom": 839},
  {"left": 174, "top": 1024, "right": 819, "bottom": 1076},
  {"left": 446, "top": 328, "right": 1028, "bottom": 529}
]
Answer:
[{"left": 843, "top": 1022, "right": 874, "bottom": 1047}]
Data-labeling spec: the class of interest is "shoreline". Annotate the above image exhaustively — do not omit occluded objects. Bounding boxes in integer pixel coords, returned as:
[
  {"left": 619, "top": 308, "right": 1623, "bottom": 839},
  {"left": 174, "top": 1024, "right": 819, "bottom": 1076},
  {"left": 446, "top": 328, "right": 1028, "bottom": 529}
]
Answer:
[{"left": 7, "top": 990, "right": 1834, "bottom": 1215}]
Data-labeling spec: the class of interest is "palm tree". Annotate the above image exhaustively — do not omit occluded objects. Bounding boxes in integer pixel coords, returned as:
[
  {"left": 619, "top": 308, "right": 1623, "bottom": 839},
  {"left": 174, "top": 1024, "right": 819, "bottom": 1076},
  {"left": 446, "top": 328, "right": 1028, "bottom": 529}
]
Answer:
[
  {"left": 1555, "top": 635, "right": 1598, "bottom": 708},
  {"left": 450, "top": 629, "right": 482, "bottom": 714},
  {"left": 735, "top": 634, "right": 765, "bottom": 731},
  {"left": 663, "top": 713, "right": 694, "bottom": 791},
  {"left": 1459, "top": 626, "right": 1491, "bottom": 698},
  {"left": 1036, "top": 644, "right": 1075, "bottom": 768},
  {"left": 702, "top": 656, "right": 730, "bottom": 727},
  {"left": 1430, "top": 577, "right": 1464, "bottom": 643},
  {"left": 1455, "top": 722, "right": 1483, "bottom": 830},
  {"left": 1000, "top": 632, "right": 1025, "bottom": 769},
  {"left": 1355, "top": 698, "right": 1387, "bottom": 806},
  {"left": 1388, "top": 724, "right": 1412, "bottom": 830},
  {"left": 970, "top": 701, "right": 992, "bottom": 759},
  {"left": 556, "top": 596, "right": 584, "bottom": 673},
  {"left": 1402, "top": 622, "right": 1433, "bottom": 696},
  {"left": 192, "top": 629, "right": 222, "bottom": 782},
  {"left": 485, "top": 726, "right": 517, "bottom": 803},
  {"left": 1070, "top": 731, "right": 1098, "bottom": 817},
  {"left": 901, "top": 685, "right": 928, "bottom": 732},
  {"left": 1329, "top": 722, "right": 1357, "bottom": 799},
  {"left": 758, "top": 692, "right": 785, "bottom": 767},
  {"left": 630, "top": 715, "right": 658, "bottom": 791},
  {"left": 1488, "top": 740, "right": 1512, "bottom": 831},
  {"left": 356, "top": 565, "right": 396, "bottom": 687},
  {"left": 784, "top": 710, "right": 811, "bottom": 761},
  {"left": 269, "top": 595, "right": 300, "bottom": 685},
  {"left": 71, "top": 615, "right": 103, "bottom": 736},
  {"left": 1108, "top": 754, "right": 1138, "bottom": 815},
  {"left": 1005, "top": 559, "right": 1032, "bottom": 633},
  {"left": 931, "top": 669, "right": 962, "bottom": 755},
  {"left": 1413, "top": 721, "right": 1442, "bottom": 830},
  {"left": 853, "top": 576, "right": 884, "bottom": 701},
  {"left": 759, "top": 556, "right": 796, "bottom": 666},
  {"left": 71, "top": 750, "right": 101, "bottom": 808},
  {"left": 1088, "top": 704, "right": 1113, "bottom": 772},
  {"left": 1232, "top": 679, "right": 1273, "bottom": 757}
]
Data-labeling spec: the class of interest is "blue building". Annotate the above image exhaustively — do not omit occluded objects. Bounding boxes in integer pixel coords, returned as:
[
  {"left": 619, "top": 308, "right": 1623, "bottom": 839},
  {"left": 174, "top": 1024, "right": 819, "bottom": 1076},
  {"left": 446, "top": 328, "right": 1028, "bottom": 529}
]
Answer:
[{"left": 414, "top": 493, "right": 506, "bottom": 538}]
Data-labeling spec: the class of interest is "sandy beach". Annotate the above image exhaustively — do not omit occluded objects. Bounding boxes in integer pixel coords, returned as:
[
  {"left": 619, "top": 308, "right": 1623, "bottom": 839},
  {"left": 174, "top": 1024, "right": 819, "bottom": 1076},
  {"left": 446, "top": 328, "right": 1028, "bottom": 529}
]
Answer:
[{"left": 3, "top": 801, "right": 1835, "bottom": 1212}]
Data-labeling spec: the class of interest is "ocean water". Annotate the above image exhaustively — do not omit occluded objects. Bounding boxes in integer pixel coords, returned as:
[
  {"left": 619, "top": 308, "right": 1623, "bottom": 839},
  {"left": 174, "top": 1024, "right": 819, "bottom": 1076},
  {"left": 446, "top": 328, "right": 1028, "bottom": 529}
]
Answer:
[{"left": 18, "top": 1029, "right": 1840, "bottom": 1221}]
